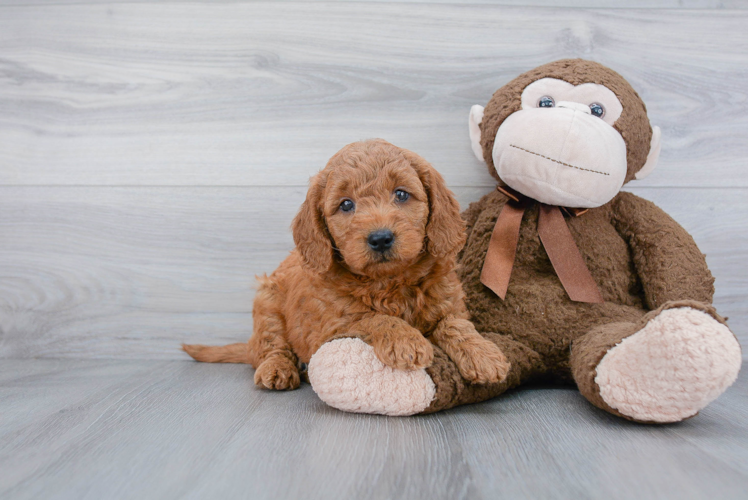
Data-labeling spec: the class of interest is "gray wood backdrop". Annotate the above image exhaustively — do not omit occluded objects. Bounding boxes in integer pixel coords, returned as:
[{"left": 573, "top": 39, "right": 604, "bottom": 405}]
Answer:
[
  {"left": 1, "top": 0, "right": 747, "bottom": 360},
  {"left": 2, "top": 3, "right": 748, "bottom": 500}
]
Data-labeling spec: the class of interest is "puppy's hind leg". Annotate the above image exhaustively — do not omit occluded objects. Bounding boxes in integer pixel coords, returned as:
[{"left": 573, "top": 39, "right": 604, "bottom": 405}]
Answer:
[{"left": 249, "top": 276, "right": 301, "bottom": 391}]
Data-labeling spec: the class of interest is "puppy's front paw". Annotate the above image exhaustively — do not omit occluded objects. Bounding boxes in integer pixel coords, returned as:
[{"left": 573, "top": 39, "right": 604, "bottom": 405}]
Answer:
[
  {"left": 374, "top": 333, "right": 434, "bottom": 371},
  {"left": 254, "top": 356, "right": 301, "bottom": 390},
  {"left": 456, "top": 339, "right": 511, "bottom": 385}
]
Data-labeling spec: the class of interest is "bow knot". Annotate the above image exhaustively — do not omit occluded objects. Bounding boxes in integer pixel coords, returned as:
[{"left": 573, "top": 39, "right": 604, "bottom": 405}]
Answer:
[{"left": 480, "top": 186, "right": 604, "bottom": 304}]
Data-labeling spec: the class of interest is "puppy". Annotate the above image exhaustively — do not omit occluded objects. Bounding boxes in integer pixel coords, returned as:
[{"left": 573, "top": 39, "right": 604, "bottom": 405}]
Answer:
[{"left": 183, "top": 139, "right": 510, "bottom": 390}]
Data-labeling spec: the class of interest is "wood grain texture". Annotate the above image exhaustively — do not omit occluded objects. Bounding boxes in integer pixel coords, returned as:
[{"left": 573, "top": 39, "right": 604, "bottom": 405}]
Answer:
[
  {"left": 0, "top": 3, "right": 745, "bottom": 498},
  {"left": 0, "top": 358, "right": 746, "bottom": 500},
  {"left": 1, "top": 1, "right": 746, "bottom": 7},
  {"left": 1, "top": 185, "right": 745, "bottom": 359},
  {"left": 0, "top": 3, "right": 746, "bottom": 188}
]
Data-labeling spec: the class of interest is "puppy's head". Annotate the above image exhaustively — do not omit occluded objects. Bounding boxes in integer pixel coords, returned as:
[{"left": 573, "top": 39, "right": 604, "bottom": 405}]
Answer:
[{"left": 292, "top": 139, "right": 465, "bottom": 278}]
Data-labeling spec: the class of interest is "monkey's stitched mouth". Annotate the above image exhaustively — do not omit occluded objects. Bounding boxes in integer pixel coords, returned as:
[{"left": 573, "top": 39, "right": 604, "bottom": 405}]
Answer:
[{"left": 509, "top": 144, "right": 609, "bottom": 176}]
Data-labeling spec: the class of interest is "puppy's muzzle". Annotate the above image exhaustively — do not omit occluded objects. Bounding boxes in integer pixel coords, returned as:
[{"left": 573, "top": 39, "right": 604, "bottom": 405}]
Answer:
[{"left": 367, "top": 229, "right": 395, "bottom": 253}]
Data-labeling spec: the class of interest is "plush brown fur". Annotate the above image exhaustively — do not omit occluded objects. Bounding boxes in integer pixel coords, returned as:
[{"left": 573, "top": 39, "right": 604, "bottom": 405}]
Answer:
[
  {"left": 183, "top": 139, "right": 510, "bottom": 390},
  {"left": 416, "top": 60, "right": 735, "bottom": 419}
]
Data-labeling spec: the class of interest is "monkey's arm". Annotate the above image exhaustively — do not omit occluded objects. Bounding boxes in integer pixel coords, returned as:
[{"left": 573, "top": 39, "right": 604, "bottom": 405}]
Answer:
[
  {"left": 611, "top": 191, "right": 714, "bottom": 309},
  {"left": 458, "top": 200, "right": 484, "bottom": 263},
  {"left": 461, "top": 198, "right": 486, "bottom": 246},
  {"left": 459, "top": 189, "right": 506, "bottom": 261}
]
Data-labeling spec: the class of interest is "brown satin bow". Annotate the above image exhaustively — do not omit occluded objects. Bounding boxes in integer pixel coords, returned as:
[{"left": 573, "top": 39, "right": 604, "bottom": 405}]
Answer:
[{"left": 480, "top": 186, "right": 604, "bottom": 304}]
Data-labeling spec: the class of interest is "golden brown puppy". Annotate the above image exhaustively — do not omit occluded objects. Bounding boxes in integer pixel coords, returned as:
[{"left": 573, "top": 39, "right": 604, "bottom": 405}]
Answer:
[{"left": 183, "top": 139, "right": 509, "bottom": 391}]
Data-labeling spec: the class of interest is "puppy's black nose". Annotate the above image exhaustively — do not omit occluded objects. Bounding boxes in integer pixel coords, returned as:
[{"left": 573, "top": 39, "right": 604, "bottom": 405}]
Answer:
[{"left": 367, "top": 230, "right": 395, "bottom": 253}]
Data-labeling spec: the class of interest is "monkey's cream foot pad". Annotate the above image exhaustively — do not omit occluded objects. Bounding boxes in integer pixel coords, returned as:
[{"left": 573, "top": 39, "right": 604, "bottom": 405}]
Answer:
[
  {"left": 595, "top": 307, "right": 742, "bottom": 423},
  {"left": 308, "top": 338, "right": 436, "bottom": 416}
]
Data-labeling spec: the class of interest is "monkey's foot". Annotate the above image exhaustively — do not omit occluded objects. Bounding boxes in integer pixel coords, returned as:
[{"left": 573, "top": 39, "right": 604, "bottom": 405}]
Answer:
[
  {"left": 595, "top": 307, "right": 741, "bottom": 423},
  {"left": 308, "top": 338, "right": 436, "bottom": 416}
]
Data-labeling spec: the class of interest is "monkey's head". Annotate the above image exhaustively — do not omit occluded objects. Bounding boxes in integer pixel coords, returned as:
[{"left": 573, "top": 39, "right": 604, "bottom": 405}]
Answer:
[{"left": 469, "top": 59, "right": 661, "bottom": 208}]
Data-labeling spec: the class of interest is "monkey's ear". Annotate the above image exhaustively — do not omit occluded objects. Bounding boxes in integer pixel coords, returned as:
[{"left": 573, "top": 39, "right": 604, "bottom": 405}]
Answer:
[
  {"left": 292, "top": 174, "right": 334, "bottom": 274},
  {"left": 635, "top": 125, "right": 662, "bottom": 180},
  {"left": 468, "top": 105, "right": 485, "bottom": 163}
]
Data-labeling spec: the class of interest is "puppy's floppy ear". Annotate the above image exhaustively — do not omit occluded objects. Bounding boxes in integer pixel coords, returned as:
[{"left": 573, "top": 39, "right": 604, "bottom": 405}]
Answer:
[
  {"left": 402, "top": 149, "right": 466, "bottom": 259},
  {"left": 292, "top": 172, "right": 334, "bottom": 274}
]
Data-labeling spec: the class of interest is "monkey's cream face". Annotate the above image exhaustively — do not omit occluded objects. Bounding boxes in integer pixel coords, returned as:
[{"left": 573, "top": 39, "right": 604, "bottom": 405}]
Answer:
[{"left": 493, "top": 78, "right": 628, "bottom": 208}]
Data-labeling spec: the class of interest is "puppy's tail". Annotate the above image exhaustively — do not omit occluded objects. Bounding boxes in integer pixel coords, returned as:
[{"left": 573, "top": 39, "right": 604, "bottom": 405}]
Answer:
[{"left": 182, "top": 343, "right": 251, "bottom": 364}]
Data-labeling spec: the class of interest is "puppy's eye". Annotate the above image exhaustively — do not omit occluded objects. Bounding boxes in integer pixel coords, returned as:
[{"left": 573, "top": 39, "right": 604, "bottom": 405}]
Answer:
[
  {"left": 538, "top": 96, "right": 555, "bottom": 108},
  {"left": 589, "top": 103, "right": 605, "bottom": 118},
  {"left": 394, "top": 190, "right": 410, "bottom": 202},
  {"left": 339, "top": 199, "right": 355, "bottom": 212}
]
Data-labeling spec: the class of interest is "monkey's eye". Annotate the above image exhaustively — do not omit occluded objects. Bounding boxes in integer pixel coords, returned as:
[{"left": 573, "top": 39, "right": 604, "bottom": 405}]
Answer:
[
  {"left": 538, "top": 96, "right": 555, "bottom": 108},
  {"left": 394, "top": 189, "right": 410, "bottom": 202},
  {"left": 339, "top": 199, "right": 355, "bottom": 212},
  {"left": 589, "top": 103, "right": 605, "bottom": 118}
]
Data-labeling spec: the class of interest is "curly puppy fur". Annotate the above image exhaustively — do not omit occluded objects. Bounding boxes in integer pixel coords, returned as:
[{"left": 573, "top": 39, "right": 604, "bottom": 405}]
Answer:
[{"left": 184, "top": 139, "right": 510, "bottom": 390}]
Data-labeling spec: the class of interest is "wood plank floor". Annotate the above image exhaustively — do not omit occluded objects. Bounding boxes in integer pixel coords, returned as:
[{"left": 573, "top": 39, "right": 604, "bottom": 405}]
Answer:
[
  {"left": 0, "top": 1, "right": 746, "bottom": 498},
  {"left": 0, "top": 359, "right": 746, "bottom": 500}
]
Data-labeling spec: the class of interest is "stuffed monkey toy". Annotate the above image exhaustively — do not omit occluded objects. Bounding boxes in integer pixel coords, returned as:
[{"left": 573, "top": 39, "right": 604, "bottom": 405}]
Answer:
[{"left": 309, "top": 59, "right": 742, "bottom": 423}]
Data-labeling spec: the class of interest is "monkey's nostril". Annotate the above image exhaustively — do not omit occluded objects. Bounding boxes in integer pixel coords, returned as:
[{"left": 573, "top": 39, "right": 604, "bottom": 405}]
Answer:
[{"left": 367, "top": 230, "right": 395, "bottom": 253}]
